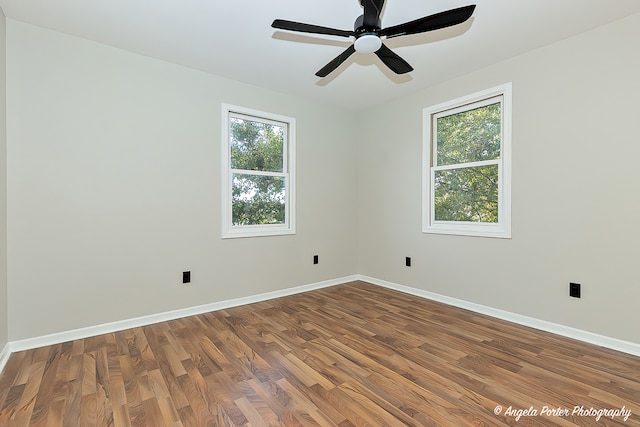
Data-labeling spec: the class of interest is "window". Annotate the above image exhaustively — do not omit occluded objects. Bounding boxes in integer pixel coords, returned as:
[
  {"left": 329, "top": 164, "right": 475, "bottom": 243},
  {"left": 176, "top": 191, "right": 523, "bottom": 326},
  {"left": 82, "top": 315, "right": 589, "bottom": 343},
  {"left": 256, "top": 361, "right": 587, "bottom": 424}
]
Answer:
[
  {"left": 222, "top": 104, "right": 295, "bottom": 238},
  {"left": 423, "top": 84, "right": 512, "bottom": 238}
]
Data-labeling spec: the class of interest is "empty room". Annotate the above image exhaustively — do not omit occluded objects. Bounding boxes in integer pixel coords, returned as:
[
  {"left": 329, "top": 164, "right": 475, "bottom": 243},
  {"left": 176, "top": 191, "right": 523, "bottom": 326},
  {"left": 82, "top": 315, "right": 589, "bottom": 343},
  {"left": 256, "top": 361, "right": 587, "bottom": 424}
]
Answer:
[{"left": 0, "top": 0, "right": 639, "bottom": 425}]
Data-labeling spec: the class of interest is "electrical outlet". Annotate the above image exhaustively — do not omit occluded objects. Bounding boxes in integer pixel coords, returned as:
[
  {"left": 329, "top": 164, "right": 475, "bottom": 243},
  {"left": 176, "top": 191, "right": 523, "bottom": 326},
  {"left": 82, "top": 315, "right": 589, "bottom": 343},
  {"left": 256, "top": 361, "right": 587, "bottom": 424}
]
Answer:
[
  {"left": 569, "top": 282, "right": 581, "bottom": 298},
  {"left": 313, "top": 255, "right": 319, "bottom": 265},
  {"left": 183, "top": 271, "right": 191, "bottom": 284},
  {"left": 405, "top": 257, "right": 411, "bottom": 267}
]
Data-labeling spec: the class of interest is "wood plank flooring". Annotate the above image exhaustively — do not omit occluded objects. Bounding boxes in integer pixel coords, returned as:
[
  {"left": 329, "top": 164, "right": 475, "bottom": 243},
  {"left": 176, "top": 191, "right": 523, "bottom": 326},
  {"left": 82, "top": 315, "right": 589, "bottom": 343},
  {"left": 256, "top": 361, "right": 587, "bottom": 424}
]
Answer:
[{"left": 0, "top": 281, "right": 639, "bottom": 426}]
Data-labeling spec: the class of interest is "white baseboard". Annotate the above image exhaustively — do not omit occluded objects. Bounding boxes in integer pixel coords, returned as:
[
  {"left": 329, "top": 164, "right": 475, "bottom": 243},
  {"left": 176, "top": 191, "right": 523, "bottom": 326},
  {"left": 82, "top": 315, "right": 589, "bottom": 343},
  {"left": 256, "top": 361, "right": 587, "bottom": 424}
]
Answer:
[
  {"left": 3, "top": 273, "right": 639, "bottom": 368},
  {"left": 9, "top": 275, "right": 357, "bottom": 353},
  {"left": 358, "top": 275, "right": 640, "bottom": 357}
]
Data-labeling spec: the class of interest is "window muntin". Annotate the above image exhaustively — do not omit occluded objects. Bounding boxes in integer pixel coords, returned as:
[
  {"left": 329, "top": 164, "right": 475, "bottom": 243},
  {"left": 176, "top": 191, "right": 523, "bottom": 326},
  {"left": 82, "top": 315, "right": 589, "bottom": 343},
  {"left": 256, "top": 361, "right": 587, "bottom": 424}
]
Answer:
[
  {"left": 423, "top": 84, "right": 511, "bottom": 238},
  {"left": 222, "top": 105, "right": 295, "bottom": 238}
]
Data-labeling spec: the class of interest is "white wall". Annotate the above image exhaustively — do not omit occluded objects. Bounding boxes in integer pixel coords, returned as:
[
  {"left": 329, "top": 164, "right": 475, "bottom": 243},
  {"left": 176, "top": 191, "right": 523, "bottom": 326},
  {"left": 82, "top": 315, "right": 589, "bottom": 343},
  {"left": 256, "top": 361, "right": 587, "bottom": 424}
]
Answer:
[
  {"left": 356, "top": 13, "right": 640, "bottom": 344},
  {"left": 5, "top": 13, "right": 640, "bottom": 346},
  {"left": 0, "top": 10, "right": 7, "bottom": 351},
  {"left": 6, "top": 20, "right": 358, "bottom": 340}
]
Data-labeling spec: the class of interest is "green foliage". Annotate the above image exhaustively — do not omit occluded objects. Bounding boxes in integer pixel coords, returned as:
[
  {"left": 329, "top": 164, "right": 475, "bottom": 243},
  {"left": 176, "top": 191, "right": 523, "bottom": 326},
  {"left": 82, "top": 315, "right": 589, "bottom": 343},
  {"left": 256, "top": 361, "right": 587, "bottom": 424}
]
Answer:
[
  {"left": 433, "top": 102, "right": 501, "bottom": 223},
  {"left": 436, "top": 102, "right": 501, "bottom": 165},
  {"left": 229, "top": 117, "right": 287, "bottom": 225},
  {"left": 434, "top": 165, "right": 498, "bottom": 222},
  {"left": 230, "top": 118, "right": 284, "bottom": 172},
  {"left": 232, "top": 175, "right": 285, "bottom": 225}
]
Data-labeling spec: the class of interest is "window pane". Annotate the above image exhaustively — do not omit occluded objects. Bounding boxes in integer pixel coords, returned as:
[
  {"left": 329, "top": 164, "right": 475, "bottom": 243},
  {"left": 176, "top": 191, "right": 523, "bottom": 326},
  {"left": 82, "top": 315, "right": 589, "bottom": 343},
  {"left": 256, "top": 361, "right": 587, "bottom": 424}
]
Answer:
[
  {"left": 436, "top": 102, "right": 501, "bottom": 166},
  {"left": 230, "top": 117, "right": 284, "bottom": 172},
  {"left": 232, "top": 173, "right": 286, "bottom": 225},
  {"left": 434, "top": 165, "right": 498, "bottom": 223}
]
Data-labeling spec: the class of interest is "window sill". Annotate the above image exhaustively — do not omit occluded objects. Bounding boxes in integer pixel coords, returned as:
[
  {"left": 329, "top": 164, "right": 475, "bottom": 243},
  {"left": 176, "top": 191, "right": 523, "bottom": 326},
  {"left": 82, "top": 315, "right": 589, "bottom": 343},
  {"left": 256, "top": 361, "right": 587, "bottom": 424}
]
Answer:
[
  {"left": 423, "top": 224, "right": 511, "bottom": 239},
  {"left": 222, "top": 226, "right": 296, "bottom": 239}
]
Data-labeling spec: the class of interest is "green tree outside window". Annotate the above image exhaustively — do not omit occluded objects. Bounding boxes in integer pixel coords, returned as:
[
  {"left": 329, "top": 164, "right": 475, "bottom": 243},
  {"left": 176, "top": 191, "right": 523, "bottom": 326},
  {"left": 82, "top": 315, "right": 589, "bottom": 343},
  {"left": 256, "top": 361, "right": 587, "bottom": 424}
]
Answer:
[
  {"left": 433, "top": 102, "right": 501, "bottom": 223},
  {"left": 229, "top": 116, "right": 287, "bottom": 226}
]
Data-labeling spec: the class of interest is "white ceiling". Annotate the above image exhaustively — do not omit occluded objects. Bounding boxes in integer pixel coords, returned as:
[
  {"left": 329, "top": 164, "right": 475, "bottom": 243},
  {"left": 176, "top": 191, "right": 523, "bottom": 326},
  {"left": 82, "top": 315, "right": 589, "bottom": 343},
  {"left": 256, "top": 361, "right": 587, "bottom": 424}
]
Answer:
[{"left": 2, "top": 0, "right": 640, "bottom": 110}]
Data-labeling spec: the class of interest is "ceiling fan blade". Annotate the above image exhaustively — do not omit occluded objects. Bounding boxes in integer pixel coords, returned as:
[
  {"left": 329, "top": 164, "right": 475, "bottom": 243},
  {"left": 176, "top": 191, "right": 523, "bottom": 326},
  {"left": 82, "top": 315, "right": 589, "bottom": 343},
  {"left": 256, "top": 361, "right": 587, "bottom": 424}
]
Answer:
[
  {"left": 272, "top": 19, "right": 354, "bottom": 38},
  {"left": 379, "top": 5, "right": 476, "bottom": 38},
  {"left": 316, "top": 45, "right": 357, "bottom": 77},
  {"left": 374, "top": 43, "right": 413, "bottom": 74},
  {"left": 362, "top": 0, "right": 385, "bottom": 27}
]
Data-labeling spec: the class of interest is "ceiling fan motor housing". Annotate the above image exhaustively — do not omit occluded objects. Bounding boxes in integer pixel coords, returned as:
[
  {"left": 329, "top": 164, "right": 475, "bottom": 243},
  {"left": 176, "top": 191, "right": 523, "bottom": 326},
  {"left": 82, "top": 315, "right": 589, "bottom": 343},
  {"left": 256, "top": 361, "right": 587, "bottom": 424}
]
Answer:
[
  {"left": 354, "top": 14, "right": 381, "bottom": 32},
  {"left": 353, "top": 14, "right": 382, "bottom": 53}
]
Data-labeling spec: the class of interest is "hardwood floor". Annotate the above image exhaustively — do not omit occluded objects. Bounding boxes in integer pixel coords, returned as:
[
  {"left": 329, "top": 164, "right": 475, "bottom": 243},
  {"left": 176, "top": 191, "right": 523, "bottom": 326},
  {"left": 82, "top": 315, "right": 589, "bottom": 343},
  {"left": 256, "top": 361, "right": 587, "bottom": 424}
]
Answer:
[{"left": 0, "top": 281, "right": 639, "bottom": 426}]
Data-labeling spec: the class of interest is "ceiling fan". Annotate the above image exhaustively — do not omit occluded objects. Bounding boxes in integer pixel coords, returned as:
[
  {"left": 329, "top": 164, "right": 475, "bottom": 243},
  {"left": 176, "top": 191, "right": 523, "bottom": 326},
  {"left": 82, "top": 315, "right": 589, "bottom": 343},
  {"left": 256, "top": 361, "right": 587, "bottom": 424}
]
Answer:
[{"left": 272, "top": 0, "right": 476, "bottom": 77}]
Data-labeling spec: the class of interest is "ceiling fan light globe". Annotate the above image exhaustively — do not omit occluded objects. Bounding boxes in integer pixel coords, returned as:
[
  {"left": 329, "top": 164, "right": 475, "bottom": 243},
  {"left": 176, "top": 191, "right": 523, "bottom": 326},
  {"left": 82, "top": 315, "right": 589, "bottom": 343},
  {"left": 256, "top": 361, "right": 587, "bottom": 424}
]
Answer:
[{"left": 354, "top": 34, "right": 382, "bottom": 54}]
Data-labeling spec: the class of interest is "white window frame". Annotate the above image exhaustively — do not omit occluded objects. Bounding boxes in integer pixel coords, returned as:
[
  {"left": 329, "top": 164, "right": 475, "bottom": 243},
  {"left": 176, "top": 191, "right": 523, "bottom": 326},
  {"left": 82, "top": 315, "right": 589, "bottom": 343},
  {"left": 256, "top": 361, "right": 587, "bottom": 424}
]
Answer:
[
  {"left": 422, "top": 83, "right": 512, "bottom": 238},
  {"left": 221, "top": 104, "right": 296, "bottom": 239}
]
